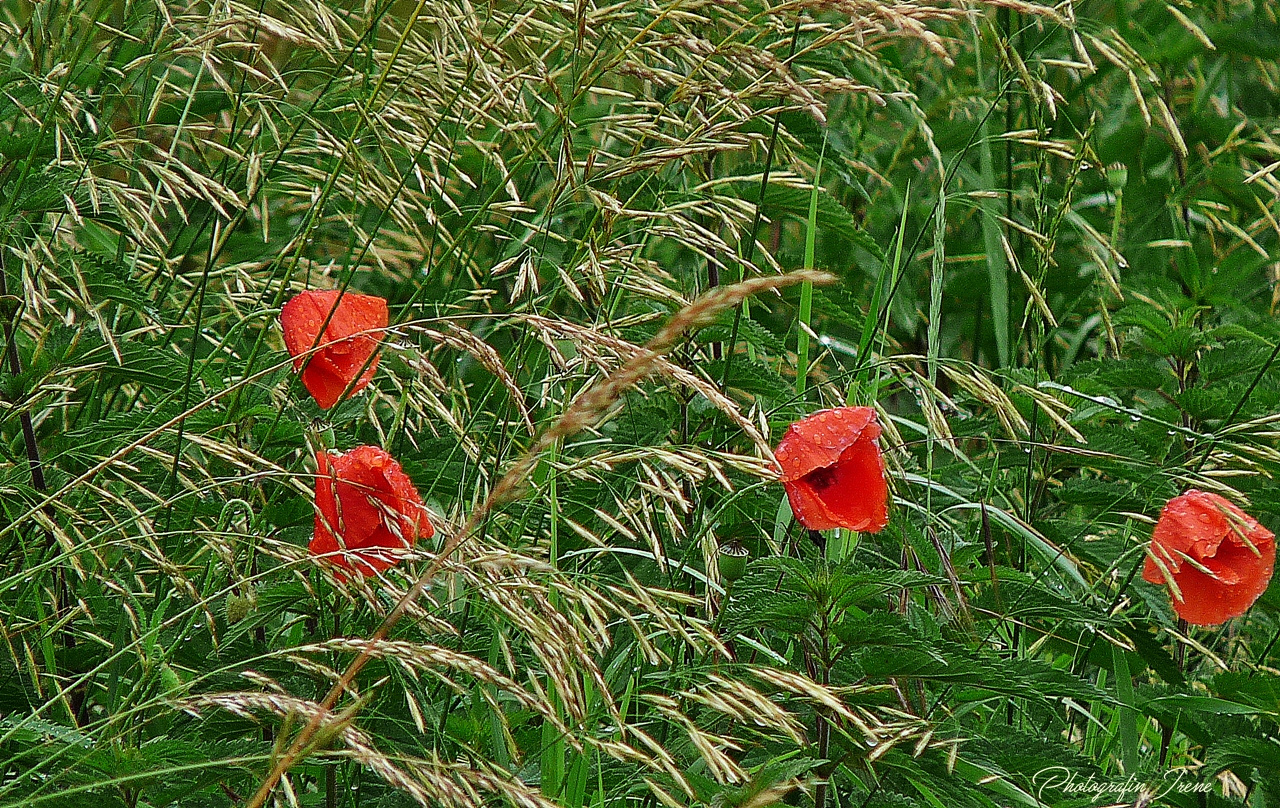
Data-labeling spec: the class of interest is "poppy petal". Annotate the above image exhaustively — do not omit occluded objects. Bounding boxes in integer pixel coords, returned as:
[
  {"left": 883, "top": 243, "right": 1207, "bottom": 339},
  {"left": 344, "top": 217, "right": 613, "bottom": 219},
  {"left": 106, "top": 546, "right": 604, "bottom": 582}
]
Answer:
[
  {"left": 775, "top": 407, "right": 888, "bottom": 533},
  {"left": 281, "top": 290, "right": 388, "bottom": 409},
  {"left": 798, "top": 438, "right": 889, "bottom": 532},
  {"left": 783, "top": 479, "right": 844, "bottom": 532},
  {"left": 1144, "top": 489, "right": 1276, "bottom": 625},
  {"left": 309, "top": 446, "right": 432, "bottom": 577},
  {"left": 776, "top": 407, "right": 879, "bottom": 481}
]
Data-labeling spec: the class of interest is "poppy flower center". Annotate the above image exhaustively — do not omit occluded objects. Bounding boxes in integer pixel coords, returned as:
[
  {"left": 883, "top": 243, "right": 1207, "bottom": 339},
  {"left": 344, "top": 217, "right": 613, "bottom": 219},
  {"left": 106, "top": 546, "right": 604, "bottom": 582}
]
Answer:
[{"left": 804, "top": 464, "right": 839, "bottom": 493}]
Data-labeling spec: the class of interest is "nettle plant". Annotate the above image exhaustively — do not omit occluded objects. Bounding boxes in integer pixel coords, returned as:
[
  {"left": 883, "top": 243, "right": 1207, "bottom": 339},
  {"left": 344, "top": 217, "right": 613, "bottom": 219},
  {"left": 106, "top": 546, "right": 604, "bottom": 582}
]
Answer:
[{"left": 2, "top": 0, "right": 1280, "bottom": 807}]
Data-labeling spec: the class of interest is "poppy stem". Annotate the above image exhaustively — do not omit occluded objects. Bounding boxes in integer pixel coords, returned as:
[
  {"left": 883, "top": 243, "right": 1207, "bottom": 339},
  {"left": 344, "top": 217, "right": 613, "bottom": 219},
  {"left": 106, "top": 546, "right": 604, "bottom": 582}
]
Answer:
[
  {"left": 808, "top": 529, "right": 826, "bottom": 553},
  {"left": 0, "top": 249, "right": 48, "bottom": 498},
  {"left": 718, "top": 16, "right": 802, "bottom": 396}
]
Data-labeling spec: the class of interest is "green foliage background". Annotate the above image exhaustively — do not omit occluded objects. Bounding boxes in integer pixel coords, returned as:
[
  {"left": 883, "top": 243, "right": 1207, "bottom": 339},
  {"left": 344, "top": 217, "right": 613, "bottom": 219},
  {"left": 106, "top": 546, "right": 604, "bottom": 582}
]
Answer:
[{"left": 1, "top": 0, "right": 1280, "bottom": 806}]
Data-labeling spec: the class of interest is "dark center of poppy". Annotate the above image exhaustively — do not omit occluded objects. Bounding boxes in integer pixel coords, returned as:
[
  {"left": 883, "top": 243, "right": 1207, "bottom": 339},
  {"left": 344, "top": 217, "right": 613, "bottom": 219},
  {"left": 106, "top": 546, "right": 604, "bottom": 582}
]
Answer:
[{"left": 803, "top": 464, "right": 839, "bottom": 492}]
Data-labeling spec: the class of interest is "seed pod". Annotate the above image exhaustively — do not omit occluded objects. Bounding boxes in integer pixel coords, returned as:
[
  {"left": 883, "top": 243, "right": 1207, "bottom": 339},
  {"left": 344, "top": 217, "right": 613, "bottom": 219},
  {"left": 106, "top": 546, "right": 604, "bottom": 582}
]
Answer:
[
  {"left": 1105, "top": 162, "right": 1128, "bottom": 191},
  {"left": 159, "top": 662, "right": 184, "bottom": 694},
  {"left": 718, "top": 541, "right": 750, "bottom": 583},
  {"left": 309, "top": 417, "right": 336, "bottom": 450},
  {"left": 226, "top": 590, "right": 257, "bottom": 624}
]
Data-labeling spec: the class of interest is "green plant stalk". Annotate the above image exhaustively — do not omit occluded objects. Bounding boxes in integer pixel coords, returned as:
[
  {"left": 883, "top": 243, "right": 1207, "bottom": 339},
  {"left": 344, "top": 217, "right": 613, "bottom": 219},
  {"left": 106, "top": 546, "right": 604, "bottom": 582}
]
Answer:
[
  {"left": 1111, "top": 645, "right": 1138, "bottom": 775},
  {"left": 840, "top": 188, "right": 911, "bottom": 565},
  {"left": 852, "top": 180, "right": 910, "bottom": 404},
  {"left": 0, "top": 249, "right": 47, "bottom": 496},
  {"left": 796, "top": 135, "right": 827, "bottom": 398},
  {"left": 814, "top": 601, "right": 833, "bottom": 808},
  {"left": 719, "top": 16, "right": 803, "bottom": 394},
  {"left": 540, "top": 438, "right": 568, "bottom": 801},
  {"left": 564, "top": 675, "right": 593, "bottom": 808},
  {"left": 922, "top": 184, "right": 946, "bottom": 589},
  {"left": 973, "top": 26, "right": 1011, "bottom": 367}
]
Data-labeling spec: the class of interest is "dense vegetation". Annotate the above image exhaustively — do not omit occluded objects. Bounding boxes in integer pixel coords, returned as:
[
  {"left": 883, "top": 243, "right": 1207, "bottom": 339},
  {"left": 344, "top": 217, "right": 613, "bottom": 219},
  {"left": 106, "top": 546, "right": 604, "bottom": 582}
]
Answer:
[{"left": 2, "top": 0, "right": 1280, "bottom": 806}]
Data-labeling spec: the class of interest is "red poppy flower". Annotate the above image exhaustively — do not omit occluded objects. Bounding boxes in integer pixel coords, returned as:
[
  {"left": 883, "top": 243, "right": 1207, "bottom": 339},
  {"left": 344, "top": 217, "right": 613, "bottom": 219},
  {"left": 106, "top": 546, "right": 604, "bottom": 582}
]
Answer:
[
  {"left": 281, "top": 290, "right": 388, "bottom": 409},
  {"left": 775, "top": 407, "right": 889, "bottom": 533},
  {"left": 310, "top": 446, "right": 433, "bottom": 577},
  {"left": 1142, "top": 489, "right": 1275, "bottom": 626}
]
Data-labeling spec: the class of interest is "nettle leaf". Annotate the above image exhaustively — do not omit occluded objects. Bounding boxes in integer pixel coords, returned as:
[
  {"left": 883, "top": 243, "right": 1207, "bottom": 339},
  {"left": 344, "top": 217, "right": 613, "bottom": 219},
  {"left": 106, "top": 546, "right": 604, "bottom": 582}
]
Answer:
[
  {"left": 1112, "top": 303, "right": 1173, "bottom": 339},
  {"left": 696, "top": 311, "right": 786, "bottom": 353},
  {"left": 53, "top": 403, "right": 183, "bottom": 460},
  {"left": 1205, "top": 736, "right": 1280, "bottom": 775},
  {"left": 961, "top": 729, "right": 1096, "bottom": 799},
  {"left": 967, "top": 572, "right": 1107, "bottom": 625},
  {"left": 1110, "top": 624, "right": 1184, "bottom": 686},
  {"left": 717, "top": 173, "right": 883, "bottom": 261},
  {"left": 1142, "top": 693, "right": 1265, "bottom": 717},
  {"left": 0, "top": 715, "right": 93, "bottom": 749},
  {"left": 1070, "top": 424, "right": 1152, "bottom": 471},
  {"left": 831, "top": 568, "right": 950, "bottom": 609},
  {"left": 606, "top": 398, "right": 677, "bottom": 445},
  {"left": 95, "top": 342, "right": 219, "bottom": 392},
  {"left": 1147, "top": 324, "right": 1215, "bottom": 360},
  {"left": 832, "top": 613, "right": 944, "bottom": 658},
  {"left": 2, "top": 168, "right": 78, "bottom": 215},
  {"left": 812, "top": 286, "right": 867, "bottom": 331},
  {"left": 860, "top": 789, "right": 924, "bottom": 808},
  {"left": 62, "top": 251, "right": 154, "bottom": 316},
  {"left": 846, "top": 640, "right": 1106, "bottom": 705},
  {"left": 1211, "top": 672, "right": 1280, "bottom": 714},
  {"left": 722, "top": 590, "right": 815, "bottom": 636},
  {"left": 705, "top": 358, "right": 791, "bottom": 401},
  {"left": 1204, "top": 323, "right": 1266, "bottom": 344},
  {"left": 1199, "top": 339, "right": 1277, "bottom": 382},
  {"left": 1055, "top": 477, "right": 1148, "bottom": 513},
  {"left": 1066, "top": 357, "right": 1171, "bottom": 391},
  {"left": 1132, "top": 579, "right": 1179, "bottom": 625},
  {"left": 1172, "top": 387, "right": 1232, "bottom": 422}
]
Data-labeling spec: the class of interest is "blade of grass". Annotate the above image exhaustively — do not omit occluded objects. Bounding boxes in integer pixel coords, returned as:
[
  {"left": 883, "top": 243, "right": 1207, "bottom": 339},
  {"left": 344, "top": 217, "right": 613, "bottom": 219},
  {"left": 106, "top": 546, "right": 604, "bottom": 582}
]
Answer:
[
  {"left": 1111, "top": 644, "right": 1139, "bottom": 775},
  {"left": 796, "top": 133, "right": 827, "bottom": 399},
  {"left": 974, "top": 26, "right": 1011, "bottom": 367},
  {"left": 851, "top": 180, "right": 909, "bottom": 407}
]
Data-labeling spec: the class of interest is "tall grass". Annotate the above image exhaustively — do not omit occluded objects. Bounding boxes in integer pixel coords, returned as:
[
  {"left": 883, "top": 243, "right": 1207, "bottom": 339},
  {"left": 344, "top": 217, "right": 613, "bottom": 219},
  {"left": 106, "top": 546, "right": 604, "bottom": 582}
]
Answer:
[{"left": 2, "top": 1, "right": 1280, "bottom": 807}]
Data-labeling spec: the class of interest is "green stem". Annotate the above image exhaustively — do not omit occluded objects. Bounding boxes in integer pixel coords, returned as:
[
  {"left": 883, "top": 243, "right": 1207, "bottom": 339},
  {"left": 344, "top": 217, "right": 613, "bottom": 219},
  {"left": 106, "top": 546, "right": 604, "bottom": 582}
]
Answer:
[{"left": 796, "top": 135, "right": 827, "bottom": 398}]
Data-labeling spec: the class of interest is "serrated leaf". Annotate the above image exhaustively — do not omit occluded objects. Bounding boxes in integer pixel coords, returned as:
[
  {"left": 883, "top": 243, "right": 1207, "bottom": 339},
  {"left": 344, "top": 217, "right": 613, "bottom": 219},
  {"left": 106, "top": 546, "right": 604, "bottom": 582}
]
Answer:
[{"left": 706, "top": 358, "right": 790, "bottom": 400}]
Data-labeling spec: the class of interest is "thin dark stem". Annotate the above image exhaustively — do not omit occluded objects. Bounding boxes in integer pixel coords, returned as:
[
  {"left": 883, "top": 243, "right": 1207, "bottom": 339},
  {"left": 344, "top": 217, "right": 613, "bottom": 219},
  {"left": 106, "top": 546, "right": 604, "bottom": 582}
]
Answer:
[
  {"left": 0, "top": 249, "right": 47, "bottom": 495},
  {"left": 815, "top": 608, "right": 833, "bottom": 808},
  {"left": 718, "top": 17, "right": 802, "bottom": 393},
  {"left": 1252, "top": 627, "right": 1280, "bottom": 676},
  {"left": 1194, "top": 338, "right": 1280, "bottom": 473}
]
